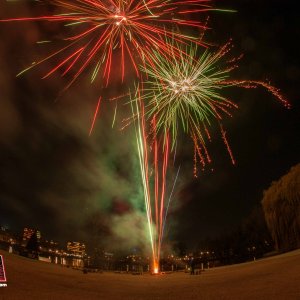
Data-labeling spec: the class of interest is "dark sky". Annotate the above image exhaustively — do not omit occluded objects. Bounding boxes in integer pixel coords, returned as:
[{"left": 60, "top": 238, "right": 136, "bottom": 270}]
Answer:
[{"left": 0, "top": 0, "right": 299, "bottom": 252}]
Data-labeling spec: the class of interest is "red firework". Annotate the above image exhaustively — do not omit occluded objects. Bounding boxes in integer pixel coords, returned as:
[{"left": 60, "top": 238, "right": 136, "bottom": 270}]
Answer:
[{"left": 1, "top": 0, "right": 213, "bottom": 87}]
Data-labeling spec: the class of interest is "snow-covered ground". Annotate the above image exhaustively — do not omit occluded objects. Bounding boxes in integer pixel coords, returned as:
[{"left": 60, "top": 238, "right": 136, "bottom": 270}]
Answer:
[{"left": 1, "top": 249, "right": 300, "bottom": 299}]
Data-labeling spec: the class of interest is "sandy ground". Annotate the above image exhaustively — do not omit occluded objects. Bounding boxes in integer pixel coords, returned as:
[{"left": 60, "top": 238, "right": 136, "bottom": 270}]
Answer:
[{"left": 0, "top": 249, "right": 300, "bottom": 300}]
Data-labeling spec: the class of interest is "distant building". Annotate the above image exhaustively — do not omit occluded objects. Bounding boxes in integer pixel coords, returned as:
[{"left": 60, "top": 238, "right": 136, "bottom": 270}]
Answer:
[
  {"left": 23, "top": 228, "right": 41, "bottom": 241},
  {"left": 67, "top": 242, "right": 86, "bottom": 257},
  {"left": 0, "top": 230, "right": 12, "bottom": 243},
  {"left": 0, "top": 228, "right": 16, "bottom": 252},
  {"left": 38, "top": 240, "right": 68, "bottom": 265},
  {"left": 22, "top": 228, "right": 41, "bottom": 247},
  {"left": 66, "top": 242, "right": 86, "bottom": 268},
  {"left": 40, "top": 240, "right": 59, "bottom": 253}
]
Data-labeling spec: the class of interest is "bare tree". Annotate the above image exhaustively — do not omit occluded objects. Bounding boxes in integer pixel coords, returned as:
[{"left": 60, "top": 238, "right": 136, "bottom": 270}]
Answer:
[{"left": 262, "top": 164, "right": 300, "bottom": 252}]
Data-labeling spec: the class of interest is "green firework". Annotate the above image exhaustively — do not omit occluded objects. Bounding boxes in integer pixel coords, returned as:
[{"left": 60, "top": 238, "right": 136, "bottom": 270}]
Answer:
[{"left": 135, "top": 41, "right": 289, "bottom": 173}]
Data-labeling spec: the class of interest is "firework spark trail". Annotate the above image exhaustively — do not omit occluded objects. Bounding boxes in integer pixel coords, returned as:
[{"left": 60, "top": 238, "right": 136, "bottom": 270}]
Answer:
[
  {"left": 132, "top": 91, "right": 176, "bottom": 273},
  {"left": 1, "top": 0, "right": 219, "bottom": 87},
  {"left": 132, "top": 93, "right": 155, "bottom": 262},
  {"left": 89, "top": 95, "right": 102, "bottom": 135},
  {"left": 158, "top": 130, "right": 169, "bottom": 262},
  {"left": 161, "top": 165, "right": 181, "bottom": 247},
  {"left": 136, "top": 40, "right": 289, "bottom": 176}
]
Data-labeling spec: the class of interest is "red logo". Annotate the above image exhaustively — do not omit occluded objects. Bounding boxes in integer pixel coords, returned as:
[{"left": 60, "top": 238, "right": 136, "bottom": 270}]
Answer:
[{"left": 0, "top": 255, "right": 7, "bottom": 282}]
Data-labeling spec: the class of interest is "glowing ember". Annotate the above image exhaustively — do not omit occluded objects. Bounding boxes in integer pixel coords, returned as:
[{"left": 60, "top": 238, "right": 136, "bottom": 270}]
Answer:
[{"left": 153, "top": 260, "right": 159, "bottom": 274}]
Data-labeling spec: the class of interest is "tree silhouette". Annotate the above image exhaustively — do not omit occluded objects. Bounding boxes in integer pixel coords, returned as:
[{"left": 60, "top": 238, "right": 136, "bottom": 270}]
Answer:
[
  {"left": 26, "top": 230, "right": 39, "bottom": 254},
  {"left": 262, "top": 164, "right": 300, "bottom": 252}
]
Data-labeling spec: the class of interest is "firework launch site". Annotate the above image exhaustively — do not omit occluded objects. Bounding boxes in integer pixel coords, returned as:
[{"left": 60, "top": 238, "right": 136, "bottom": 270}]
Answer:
[{"left": 1, "top": 249, "right": 300, "bottom": 300}]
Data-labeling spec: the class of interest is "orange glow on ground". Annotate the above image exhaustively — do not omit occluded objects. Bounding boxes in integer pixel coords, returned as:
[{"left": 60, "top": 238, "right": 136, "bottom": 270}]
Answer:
[{"left": 152, "top": 260, "right": 159, "bottom": 274}]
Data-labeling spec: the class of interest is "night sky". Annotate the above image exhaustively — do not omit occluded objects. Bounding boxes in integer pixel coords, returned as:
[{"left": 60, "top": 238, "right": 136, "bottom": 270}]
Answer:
[{"left": 0, "top": 0, "right": 299, "bottom": 252}]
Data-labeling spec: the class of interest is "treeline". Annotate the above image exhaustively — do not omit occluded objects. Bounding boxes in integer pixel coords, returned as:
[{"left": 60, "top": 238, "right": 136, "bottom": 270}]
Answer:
[
  {"left": 196, "top": 206, "right": 274, "bottom": 265},
  {"left": 195, "top": 163, "right": 300, "bottom": 265},
  {"left": 262, "top": 163, "right": 300, "bottom": 252}
]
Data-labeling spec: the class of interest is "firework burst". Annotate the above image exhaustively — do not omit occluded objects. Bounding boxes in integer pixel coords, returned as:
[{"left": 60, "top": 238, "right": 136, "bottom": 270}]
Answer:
[
  {"left": 1, "top": 0, "right": 221, "bottom": 88},
  {"left": 136, "top": 41, "right": 290, "bottom": 175}
]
